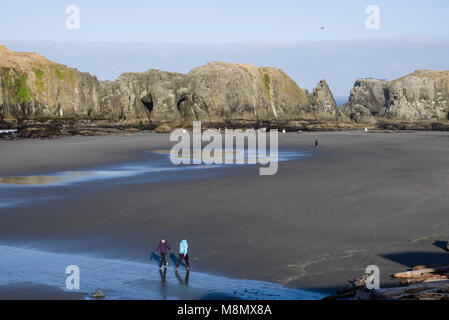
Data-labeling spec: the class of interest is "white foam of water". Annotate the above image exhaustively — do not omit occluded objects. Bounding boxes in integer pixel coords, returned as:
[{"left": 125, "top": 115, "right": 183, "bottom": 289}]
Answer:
[{"left": 0, "top": 245, "right": 325, "bottom": 300}]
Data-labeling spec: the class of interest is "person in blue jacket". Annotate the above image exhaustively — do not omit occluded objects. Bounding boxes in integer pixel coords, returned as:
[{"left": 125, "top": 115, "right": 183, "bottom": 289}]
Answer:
[{"left": 175, "top": 236, "right": 190, "bottom": 270}]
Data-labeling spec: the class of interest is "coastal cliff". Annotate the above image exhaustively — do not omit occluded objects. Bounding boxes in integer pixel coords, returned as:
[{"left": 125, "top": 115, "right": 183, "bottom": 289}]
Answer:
[
  {"left": 2, "top": 45, "right": 449, "bottom": 137},
  {"left": 0, "top": 45, "right": 102, "bottom": 120},
  {"left": 0, "top": 46, "right": 344, "bottom": 136},
  {"left": 384, "top": 70, "right": 449, "bottom": 121},
  {"left": 341, "top": 78, "right": 387, "bottom": 122},
  {"left": 342, "top": 71, "right": 449, "bottom": 125}
]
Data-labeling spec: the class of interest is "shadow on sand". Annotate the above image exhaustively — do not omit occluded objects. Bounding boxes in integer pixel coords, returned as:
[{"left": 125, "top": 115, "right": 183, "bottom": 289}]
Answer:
[
  {"left": 169, "top": 253, "right": 186, "bottom": 268},
  {"left": 381, "top": 249, "right": 449, "bottom": 269},
  {"left": 433, "top": 240, "right": 449, "bottom": 252},
  {"left": 149, "top": 252, "right": 161, "bottom": 264}
]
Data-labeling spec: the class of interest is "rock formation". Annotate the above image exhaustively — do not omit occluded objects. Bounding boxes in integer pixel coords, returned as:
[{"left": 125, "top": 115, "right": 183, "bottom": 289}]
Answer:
[
  {"left": 4, "top": 45, "right": 448, "bottom": 136},
  {"left": 340, "top": 78, "right": 387, "bottom": 122},
  {"left": 342, "top": 71, "right": 449, "bottom": 123},
  {"left": 384, "top": 70, "right": 449, "bottom": 121},
  {"left": 306, "top": 79, "right": 341, "bottom": 121},
  {"left": 0, "top": 45, "right": 102, "bottom": 120},
  {"left": 0, "top": 46, "right": 342, "bottom": 133}
]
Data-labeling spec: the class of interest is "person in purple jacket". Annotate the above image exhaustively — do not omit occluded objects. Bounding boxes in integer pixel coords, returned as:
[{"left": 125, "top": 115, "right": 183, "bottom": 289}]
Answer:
[{"left": 154, "top": 236, "right": 173, "bottom": 269}]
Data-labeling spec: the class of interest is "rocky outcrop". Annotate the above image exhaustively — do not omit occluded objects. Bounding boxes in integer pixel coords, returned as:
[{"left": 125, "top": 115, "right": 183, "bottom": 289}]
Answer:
[
  {"left": 182, "top": 63, "right": 342, "bottom": 127},
  {"left": 183, "top": 62, "right": 310, "bottom": 125},
  {"left": 350, "top": 78, "right": 387, "bottom": 116},
  {"left": 3, "top": 45, "right": 449, "bottom": 137},
  {"left": 340, "top": 78, "right": 387, "bottom": 122},
  {"left": 0, "top": 45, "right": 103, "bottom": 120},
  {"left": 306, "top": 79, "right": 341, "bottom": 121},
  {"left": 384, "top": 70, "right": 449, "bottom": 121},
  {"left": 98, "top": 62, "right": 341, "bottom": 128},
  {"left": 340, "top": 103, "right": 373, "bottom": 123},
  {"left": 343, "top": 71, "right": 449, "bottom": 123},
  {"left": 0, "top": 46, "right": 343, "bottom": 133},
  {"left": 99, "top": 69, "right": 186, "bottom": 123}
]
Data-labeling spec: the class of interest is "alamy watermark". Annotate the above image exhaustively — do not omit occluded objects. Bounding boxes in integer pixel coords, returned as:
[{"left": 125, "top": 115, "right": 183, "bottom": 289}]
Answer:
[
  {"left": 365, "top": 5, "right": 380, "bottom": 30},
  {"left": 65, "top": 265, "right": 80, "bottom": 290},
  {"left": 65, "top": 5, "right": 80, "bottom": 30},
  {"left": 169, "top": 121, "right": 279, "bottom": 175},
  {"left": 365, "top": 265, "right": 380, "bottom": 289}
]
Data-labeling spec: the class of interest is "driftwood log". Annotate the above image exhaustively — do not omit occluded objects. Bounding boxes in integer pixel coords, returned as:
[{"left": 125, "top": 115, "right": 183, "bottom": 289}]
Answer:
[
  {"left": 393, "top": 266, "right": 449, "bottom": 278},
  {"left": 326, "top": 264, "right": 449, "bottom": 300}
]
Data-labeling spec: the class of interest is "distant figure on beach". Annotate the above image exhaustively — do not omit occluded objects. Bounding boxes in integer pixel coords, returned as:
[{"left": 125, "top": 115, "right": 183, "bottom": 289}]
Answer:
[
  {"left": 315, "top": 140, "right": 319, "bottom": 148},
  {"left": 175, "top": 236, "right": 190, "bottom": 271},
  {"left": 154, "top": 236, "right": 172, "bottom": 269}
]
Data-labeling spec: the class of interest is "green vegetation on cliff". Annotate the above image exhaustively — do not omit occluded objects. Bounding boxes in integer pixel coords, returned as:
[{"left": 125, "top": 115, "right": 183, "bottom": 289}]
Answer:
[
  {"left": 34, "top": 68, "right": 44, "bottom": 95},
  {"left": 34, "top": 68, "right": 44, "bottom": 80},
  {"left": 283, "top": 75, "right": 307, "bottom": 106},
  {"left": 1, "top": 68, "right": 34, "bottom": 104},
  {"left": 50, "top": 64, "right": 76, "bottom": 87},
  {"left": 262, "top": 72, "right": 271, "bottom": 101}
]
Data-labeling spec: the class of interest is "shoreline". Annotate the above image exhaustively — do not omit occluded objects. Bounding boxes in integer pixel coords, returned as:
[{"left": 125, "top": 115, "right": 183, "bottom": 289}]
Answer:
[
  {"left": 0, "top": 244, "right": 325, "bottom": 300},
  {"left": 4, "top": 118, "right": 449, "bottom": 141}
]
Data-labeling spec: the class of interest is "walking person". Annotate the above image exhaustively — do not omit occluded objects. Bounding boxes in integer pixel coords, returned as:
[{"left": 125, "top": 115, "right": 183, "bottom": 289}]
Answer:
[
  {"left": 154, "top": 236, "right": 172, "bottom": 269},
  {"left": 314, "top": 139, "right": 319, "bottom": 148},
  {"left": 175, "top": 236, "right": 190, "bottom": 271}
]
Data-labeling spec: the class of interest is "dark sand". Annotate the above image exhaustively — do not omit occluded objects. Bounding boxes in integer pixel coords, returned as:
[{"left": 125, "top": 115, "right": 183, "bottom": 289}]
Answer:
[{"left": 1, "top": 131, "right": 449, "bottom": 295}]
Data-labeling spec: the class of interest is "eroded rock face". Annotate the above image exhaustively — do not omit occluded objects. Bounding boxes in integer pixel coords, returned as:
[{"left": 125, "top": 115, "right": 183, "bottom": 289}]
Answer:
[
  {"left": 350, "top": 78, "right": 387, "bottom": 116},
  {"left": 99, "top": 69, "right": 187, "bottom": 123},
  {"left": 181, "top": 62, "right": 312, "bottom": 126},
  {"left": 3, "top": 45, "right": 449, "bottom": 132},
  {"left": 0, "top": 46, "right": 342, "bottom": 130},
  {"left": 343, "top": 72, "right": 449, "bottom": 122},
  {"left": 384, "top": 70, "right": 449, "bottom": 120},
  {"left": 0, "top": 45, "right": 102, "bottom": 119},
  {"left": 98, "top": 62, "right": 340, "bottom": 128},
  {"left": 306, "top": 80, "right": 340, "bottom": 121},
  {"left": 186, "top": 62, "right": 307, "bottom": 124},
  {"left": 340, "top": 78, "right": 387, "bottom": 122},
  {"left": 340, "top": 103, "right": 373, "bottom": 123}
]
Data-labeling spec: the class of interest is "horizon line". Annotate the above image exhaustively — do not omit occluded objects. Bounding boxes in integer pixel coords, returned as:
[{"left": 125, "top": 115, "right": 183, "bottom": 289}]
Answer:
[{"left": 2, "top": 36, "right": 449, "bottom": 46}]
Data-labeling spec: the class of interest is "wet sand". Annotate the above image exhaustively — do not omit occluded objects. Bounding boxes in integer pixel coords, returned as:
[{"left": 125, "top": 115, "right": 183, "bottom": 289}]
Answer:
[
  {"left": 0, "top": 245, "right": 323, "bottom": 300},
  {"left": 1, "top": 131, "right": 449, "bottom": 297},
  {"left": 0, "top": 283, "right": 88, "bottom": 300}
]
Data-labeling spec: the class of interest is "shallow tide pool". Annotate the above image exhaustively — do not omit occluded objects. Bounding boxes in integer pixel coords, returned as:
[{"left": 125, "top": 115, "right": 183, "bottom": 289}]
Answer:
[{"left": 0, "top": 149, "right": 307, "bottom": 187}]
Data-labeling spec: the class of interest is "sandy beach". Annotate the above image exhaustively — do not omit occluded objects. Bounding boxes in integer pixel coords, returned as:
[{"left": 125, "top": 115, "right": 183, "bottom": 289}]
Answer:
[{"left": 1, "top": 131, "right": 449, "bottom": 298}]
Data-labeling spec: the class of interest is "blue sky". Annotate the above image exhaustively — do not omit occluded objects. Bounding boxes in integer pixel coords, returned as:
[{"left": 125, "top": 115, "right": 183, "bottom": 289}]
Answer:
[
  {"left": 1, "top": 0, "right": 449, "bottom": 43},
  {"left": 1, "top": 1, "right": 449, "bottom": 97}
]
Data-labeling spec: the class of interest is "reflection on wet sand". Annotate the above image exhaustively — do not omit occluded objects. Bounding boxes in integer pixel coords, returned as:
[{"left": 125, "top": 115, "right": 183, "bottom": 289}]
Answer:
[
  {"left": 0, "top": 171, "right": 95, "bottom": 186},
  {"left": 0, "top": 176, "right": 64, "bottom": 185},
  {"left": 175, "top": 270, "right": 190, "bottom": 286},
  {"left": 0, "top": 149, "right": 304, "bottom": 187},
  {"left": 159, "top": 268, "right": 168, "bottom": 300}
]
